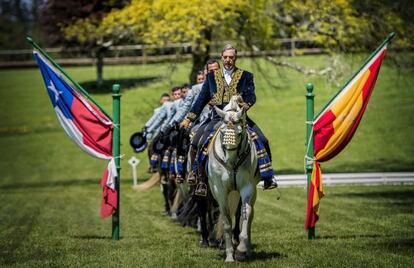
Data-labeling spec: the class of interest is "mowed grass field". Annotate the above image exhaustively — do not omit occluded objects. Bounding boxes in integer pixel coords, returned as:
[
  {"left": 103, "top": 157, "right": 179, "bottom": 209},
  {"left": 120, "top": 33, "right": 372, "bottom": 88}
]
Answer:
[{"left": 0, "top": 52, "right": 413, "bottom": 266}]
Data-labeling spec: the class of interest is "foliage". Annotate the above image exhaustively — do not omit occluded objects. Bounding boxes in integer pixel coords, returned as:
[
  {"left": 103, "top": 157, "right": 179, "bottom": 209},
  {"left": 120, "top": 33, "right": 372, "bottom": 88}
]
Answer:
[
  {"left": 268, "top": 0, "right": 368, "bottom": 51},
  {"left": 267, "top": 0, "right": 413, "bottom": 52},
  {"left": 56, "top": 0, "right": 413, "bottom": 83},
  {"left": 99, "top": 0, "right": 274, "bottom": 82},
  {"left": 0, "top": 0, "right": 42, "bottom": 49}
]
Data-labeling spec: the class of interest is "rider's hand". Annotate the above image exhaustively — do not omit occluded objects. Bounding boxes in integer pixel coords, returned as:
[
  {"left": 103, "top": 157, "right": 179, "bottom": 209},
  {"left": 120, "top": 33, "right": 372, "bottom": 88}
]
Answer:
[{"left": 180, "top": 118, "right": 191, "bottom": 129}]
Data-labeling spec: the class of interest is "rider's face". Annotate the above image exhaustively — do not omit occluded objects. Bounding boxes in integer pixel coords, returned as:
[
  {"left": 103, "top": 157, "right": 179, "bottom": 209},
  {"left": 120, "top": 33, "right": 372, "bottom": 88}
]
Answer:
[
  {"left": 181, "top": 87, "right": 189, "bottom": 97},
  {"left": 172, "top": 89, "right": 182, "bottom": 100},
  {"left": 221, "top": 50, "right": 236, "bottom": 70},
  {"left": 160, "top": 96, "right": 170, "bottom": 104},
  {"left": 196, "top": 74, "right": 205, "bottom": 84},
  {"left": 207, "top": 62, "right": 219, "bottom": 72}
]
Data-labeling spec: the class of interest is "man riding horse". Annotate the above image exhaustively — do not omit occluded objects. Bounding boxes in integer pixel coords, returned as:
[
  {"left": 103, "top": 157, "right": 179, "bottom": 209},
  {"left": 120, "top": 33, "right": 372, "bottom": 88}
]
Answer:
[{"left": 180, "top": 44, "right": 278, "bottom": 191}]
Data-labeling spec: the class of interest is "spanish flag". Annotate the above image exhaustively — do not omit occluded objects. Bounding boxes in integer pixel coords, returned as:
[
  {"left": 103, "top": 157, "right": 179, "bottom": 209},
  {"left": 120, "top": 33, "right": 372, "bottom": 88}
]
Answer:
[{"left": 305, "top": 33, "right": 395, "bottom": 230}]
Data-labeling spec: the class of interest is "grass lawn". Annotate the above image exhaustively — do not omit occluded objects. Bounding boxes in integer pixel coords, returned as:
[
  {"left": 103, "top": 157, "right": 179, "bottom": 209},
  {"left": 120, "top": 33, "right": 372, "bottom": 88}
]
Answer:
[
  {"left": 0, "top": 52, "right": 413, "bottom": 266},
  {"left": 1, "top": 183, "right": 413, "bottom": 267}
]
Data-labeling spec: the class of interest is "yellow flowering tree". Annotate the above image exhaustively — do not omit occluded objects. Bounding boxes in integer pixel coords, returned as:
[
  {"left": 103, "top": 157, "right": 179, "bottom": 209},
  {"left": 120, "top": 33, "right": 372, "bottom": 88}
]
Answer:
[{"left": 101, "top": 0, "right": 272, "bottom": 83}]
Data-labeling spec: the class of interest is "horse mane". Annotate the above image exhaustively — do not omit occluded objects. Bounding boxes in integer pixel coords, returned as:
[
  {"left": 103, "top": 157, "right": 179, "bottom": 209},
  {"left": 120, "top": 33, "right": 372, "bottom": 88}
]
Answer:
[{"left": 223, "top": 95, "right": 242, "bottom": 112}]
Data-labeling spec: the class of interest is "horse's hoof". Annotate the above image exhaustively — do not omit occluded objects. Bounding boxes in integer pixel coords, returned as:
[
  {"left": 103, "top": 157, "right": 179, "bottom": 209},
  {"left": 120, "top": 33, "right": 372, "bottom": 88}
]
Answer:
[
  {"left": 235, "top": 250, "right": 247, "bottom": 262},
  {"left": 225, "top": 256, "right": 235, "bottom": 263},
  {"left": 199, "top": 239, "right": 209, "bottom": 247}
]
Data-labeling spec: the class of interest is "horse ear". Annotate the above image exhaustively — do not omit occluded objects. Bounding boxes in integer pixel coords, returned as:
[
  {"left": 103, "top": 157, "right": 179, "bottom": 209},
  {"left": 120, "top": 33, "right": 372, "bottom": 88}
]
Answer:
[{"left": 214, "top": 106, "right": 226, "bottom": 118}]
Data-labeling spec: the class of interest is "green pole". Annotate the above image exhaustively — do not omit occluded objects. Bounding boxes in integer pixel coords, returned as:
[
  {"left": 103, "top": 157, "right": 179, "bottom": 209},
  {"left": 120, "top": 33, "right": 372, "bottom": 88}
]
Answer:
[
  {"left": 112, "top": 84, "right": 121, "bottom": 240},
  {"left": 305, "top": 82, "right": 315, "bottom": 240}
]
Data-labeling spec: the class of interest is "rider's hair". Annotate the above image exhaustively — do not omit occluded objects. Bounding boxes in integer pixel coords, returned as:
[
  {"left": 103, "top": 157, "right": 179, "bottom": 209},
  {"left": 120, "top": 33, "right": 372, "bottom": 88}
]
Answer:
[
  {"left": 171, "top": 86, "right": 181, "bottom": 93},
  {"left": 221, "top": 44, "right": 237, "bottom": 56},
  {"left": 206, "top": 59, "right": 220, "bottom": 71},
  {"left": 160, "top": 93, "right": 170, "bottom": 99},
  {"left": 181, "top": 83, "right": 191, "bottom": 89}
]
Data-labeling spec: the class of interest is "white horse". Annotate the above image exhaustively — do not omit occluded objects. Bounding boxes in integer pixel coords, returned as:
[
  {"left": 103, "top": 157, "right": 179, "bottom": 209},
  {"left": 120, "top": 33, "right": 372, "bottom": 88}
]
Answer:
[{"left": 208, "top": 96, "right": 260, "bottom": 262}]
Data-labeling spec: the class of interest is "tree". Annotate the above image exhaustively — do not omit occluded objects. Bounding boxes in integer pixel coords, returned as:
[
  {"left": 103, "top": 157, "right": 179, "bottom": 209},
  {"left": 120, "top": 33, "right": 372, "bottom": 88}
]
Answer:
[
  {"left": 57, "top": 0, "right": 413, "bottom": 85},
  {"left": 0, "top": 0, "right": 43, "bottom": 49},
  {"left": 101, "top": 0, "right": 273, "bottom": 83},
  {"left": 40, "top": 0, "right": 127, "bottom": 86}
]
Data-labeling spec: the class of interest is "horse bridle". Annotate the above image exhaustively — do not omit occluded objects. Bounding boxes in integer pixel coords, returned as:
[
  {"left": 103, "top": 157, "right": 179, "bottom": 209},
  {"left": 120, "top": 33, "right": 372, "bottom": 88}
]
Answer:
[{"left": 214, "top": 120, "right": 251, "bottom": 172}]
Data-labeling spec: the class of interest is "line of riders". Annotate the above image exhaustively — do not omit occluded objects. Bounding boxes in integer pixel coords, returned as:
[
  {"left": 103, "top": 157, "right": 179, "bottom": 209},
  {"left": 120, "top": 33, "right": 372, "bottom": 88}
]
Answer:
[{"left": 130, "top": 44, "right": 278, "bottom": 249}]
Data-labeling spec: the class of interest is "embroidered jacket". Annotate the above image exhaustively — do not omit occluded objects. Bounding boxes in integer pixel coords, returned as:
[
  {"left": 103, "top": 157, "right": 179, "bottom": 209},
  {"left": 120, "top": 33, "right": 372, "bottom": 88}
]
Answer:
[{"left": 186, "top": 68, "right": 256, "bottom": 122}]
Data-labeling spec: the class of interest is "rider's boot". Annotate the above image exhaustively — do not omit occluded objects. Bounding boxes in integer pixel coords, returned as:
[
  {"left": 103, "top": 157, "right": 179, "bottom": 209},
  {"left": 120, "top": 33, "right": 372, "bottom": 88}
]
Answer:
[
  {"left": 187, "top": 147, "right": 197, "bottom": 185},
  {"left": 195, "top": 168, "right": 208, "bottom": 197},
  {"left": 263, "top": 175, "right": 278, "bottom": 190}
]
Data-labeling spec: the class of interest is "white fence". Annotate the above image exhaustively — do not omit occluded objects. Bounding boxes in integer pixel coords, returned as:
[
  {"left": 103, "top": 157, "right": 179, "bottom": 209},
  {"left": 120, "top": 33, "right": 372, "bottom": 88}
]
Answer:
[
  {"left": 257, "top": 172, "right": 414, "bottom": 188},
  {"left": 0, "top": 38, "right": 323, "bottom": 68}
]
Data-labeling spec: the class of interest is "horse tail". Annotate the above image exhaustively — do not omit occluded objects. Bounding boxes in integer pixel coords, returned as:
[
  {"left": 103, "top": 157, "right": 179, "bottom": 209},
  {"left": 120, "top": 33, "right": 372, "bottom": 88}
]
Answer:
[
  {"left": 171, "top": 187, "right": 183, "bottom": 213},
  {"left": 132, "top": 172, "right": 160, "bottom": 191}
]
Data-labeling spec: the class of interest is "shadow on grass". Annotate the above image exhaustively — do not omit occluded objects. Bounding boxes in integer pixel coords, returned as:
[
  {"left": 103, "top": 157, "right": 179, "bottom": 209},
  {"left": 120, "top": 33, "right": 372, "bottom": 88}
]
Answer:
[
  {"left": 217, "top": 250, "right": 286, "bottom": 262},
  {"left": 334, "top": 189, "right": 414, "bottom": 213},
  {"left": 72, "top": 235, "right": 113, "bottom": 240},
  {"left": 79, "top": 76, "right": 162, "bottom": 94},
  {"left": 317, "top": 234, "right": 385, "bottom": 240},
  {"left": 385, "top": 239, "right": 414, "bottom": 251},
  {"left": 249, "top": 250, "right": 286, "bottom": 261},
  {"left": 0, "top": 179, "right": 98, "bottom": 190},
  {"left": 0, "top": 209, "right": 40, "bottom": 265},
  {"left": 0, "top": 126, "right": 61, "bottom": 138}
]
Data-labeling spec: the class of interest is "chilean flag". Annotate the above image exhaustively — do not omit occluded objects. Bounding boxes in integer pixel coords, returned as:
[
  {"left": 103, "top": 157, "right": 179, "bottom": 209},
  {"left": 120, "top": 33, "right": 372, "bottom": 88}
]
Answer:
[{"left": 34, "top": 50, "right": 117, "bottom": 218}]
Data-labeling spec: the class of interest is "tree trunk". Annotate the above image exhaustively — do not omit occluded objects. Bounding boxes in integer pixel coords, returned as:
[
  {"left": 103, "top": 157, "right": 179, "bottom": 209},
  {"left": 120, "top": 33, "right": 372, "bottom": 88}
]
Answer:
[
  {"left": 96, "top": 48, "right": 104, "bottom": 87},
  {"left": 189, "top": 28, "right": 212, "bottom": 84}
]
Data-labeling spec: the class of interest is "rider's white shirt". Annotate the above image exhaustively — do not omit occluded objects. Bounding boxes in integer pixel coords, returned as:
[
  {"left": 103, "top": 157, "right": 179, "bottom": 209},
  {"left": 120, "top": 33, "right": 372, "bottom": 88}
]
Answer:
[{"left": 223, "top": 68, "right": 234, "bottom": 85}]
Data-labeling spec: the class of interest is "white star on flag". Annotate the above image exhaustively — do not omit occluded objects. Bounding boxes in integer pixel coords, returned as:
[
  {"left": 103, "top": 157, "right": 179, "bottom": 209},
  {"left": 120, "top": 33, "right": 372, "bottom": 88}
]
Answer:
[{"left": 47, "top": 80, "right": 62, "bottom": 103}]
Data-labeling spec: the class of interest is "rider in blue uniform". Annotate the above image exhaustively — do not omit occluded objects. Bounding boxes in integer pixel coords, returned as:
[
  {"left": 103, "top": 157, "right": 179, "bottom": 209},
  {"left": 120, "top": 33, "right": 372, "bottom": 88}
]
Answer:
[{"left": 180, "top": 44, "right": 277, "bottom": 191}]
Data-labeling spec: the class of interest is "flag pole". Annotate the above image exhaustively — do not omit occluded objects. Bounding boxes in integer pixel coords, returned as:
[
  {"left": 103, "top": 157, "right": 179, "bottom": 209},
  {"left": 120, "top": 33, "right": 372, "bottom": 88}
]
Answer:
[
  {"left": 26, "top": 37, "right": 112, "bottom": 120},
  {"left": 305, "top": 82, "right": 315, "bottom": 239},
  {"left": 112, "top": 84, "right": 121, "bottom": 240}
]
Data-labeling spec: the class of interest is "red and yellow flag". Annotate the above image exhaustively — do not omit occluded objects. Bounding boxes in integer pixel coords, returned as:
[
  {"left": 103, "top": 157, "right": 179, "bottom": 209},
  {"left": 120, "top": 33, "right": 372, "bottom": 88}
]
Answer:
[{"left": 305, "top": 41, "right": 390, "bottom": 230}]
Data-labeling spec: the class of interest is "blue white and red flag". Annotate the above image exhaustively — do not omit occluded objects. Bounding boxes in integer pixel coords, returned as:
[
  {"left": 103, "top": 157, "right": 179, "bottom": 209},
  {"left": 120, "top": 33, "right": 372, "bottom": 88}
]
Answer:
[{"left": 33, "top": 50, "right": 117, "bottom": 218}]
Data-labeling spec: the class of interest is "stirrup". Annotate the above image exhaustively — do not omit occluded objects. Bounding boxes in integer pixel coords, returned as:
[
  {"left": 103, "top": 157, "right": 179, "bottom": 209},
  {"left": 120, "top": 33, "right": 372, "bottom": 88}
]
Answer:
[{"left": 195, "top": 182, "right": 207, "bottom": 197}]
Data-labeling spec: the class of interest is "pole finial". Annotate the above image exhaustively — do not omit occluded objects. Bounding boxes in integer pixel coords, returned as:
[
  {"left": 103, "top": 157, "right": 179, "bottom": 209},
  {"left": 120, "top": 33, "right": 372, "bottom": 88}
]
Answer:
[
  {"left": 112, "top": 84, "right": 120, "bottom": 94},
  {"left": 306, "top": 83, "right": 314, "bottom": 93},
  {"left": 387, "top": 32, "right": 396, "bottom": 42},
  {"left": 26, "top": 36, "right": 33, "bottom": 44}
]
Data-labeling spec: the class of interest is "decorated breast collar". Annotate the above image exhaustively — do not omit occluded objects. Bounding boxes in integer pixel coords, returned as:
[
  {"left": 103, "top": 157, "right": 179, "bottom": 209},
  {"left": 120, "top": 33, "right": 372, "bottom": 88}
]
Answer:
[{"left": 210, "top": 68, "right": 244, "bottom": 106}]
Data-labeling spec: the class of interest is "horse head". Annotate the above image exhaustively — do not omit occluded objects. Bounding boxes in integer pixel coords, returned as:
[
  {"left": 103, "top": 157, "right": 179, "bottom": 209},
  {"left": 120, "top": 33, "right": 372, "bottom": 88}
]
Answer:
[{"left": 214, "top": 96, "right": 247, "bottom": 151}]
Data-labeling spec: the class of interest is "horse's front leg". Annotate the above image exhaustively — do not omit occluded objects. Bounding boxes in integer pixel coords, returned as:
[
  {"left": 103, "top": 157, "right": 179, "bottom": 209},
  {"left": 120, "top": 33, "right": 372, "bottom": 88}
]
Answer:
[
  {"left": 235, "top": 184, "right": 256, "bottom": 261},
  {"left": 211, "top": 181, "right": 234, "bottom": 262},
  {"left": 220, "top": 204, "right": 234, "bottom": 262}
]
